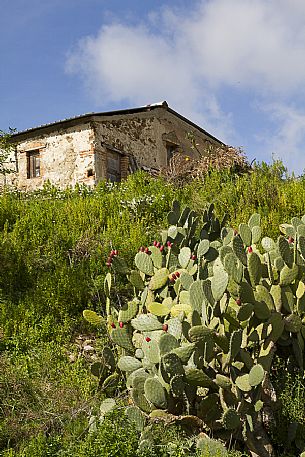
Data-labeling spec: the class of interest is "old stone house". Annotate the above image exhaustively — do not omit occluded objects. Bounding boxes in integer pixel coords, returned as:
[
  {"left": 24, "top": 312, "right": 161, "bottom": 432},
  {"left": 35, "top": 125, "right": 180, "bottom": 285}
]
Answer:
[{"left": 2, "top": 101, "right": 223, "bottom": 191}]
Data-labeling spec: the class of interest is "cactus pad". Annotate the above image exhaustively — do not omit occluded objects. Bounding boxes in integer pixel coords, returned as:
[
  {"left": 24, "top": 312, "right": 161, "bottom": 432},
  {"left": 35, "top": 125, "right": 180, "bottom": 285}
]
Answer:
[
  {"left": 118, "top": 300, "right": 139, "bottom": 323},
  {"left": 83, "top": 309, "right": 103, "bottom": 326},
  {"left": 149, "top": 268, "right": 169, "bottom": 290},
  {"left": 229, "top": 329, "right": 243, "bottom": 360},
  {"left": 185, "top": 367, "right": 214, "bottom": 388},
  {"left": 237, "top": 303, "right": 253, "bottom": 321},
  {"left": 111, "top": 256, "right": 129, "bottom": 274},
  {"left": 100, "top": 398, "right": 116, "bottom": 416},
  {"left": 249, "top": 364, "right": 264, "bottom": 386},
  {"left": 102, "top": 372, "right": 119, "bottom": 390},
  {"left": 254, "top": 285, "right": 275, "bottom": 311},
  {"left": 129, "top": 270, "right": 145, "bottom": 289},
  {"left": 170, "top": 374, "right": 185, "bottom": 397},
  {"left": 232, "top": 235, "right": 247, "bottom": 265},
  {"left": 280, "top": 264, "right": 299, "bottom": 286},
  {"left": 215, "top": 374, "right": 232, "bottom": 389},
  {"left": 235, "top": 374, "right": 252, "bottom": 392},
  {"left": 239, "top": 223, "right": 252, "bottom": 246},
  {"left": 144, "top": 377, "right": 168, "bottom": 409},
  {"left": 248, "top": 213, "right": 261, "bottom": 229},
  {"left": 211, "top": 268, "right": 228, "bottom": 301},
  {"left": 189, "top": 325, "right": 215, "bottom": 343},
  {"left": 252, "top": 225, "right": 261, "bottom": 244},
  {"left": 111, "top": 327, "right": 134, "bottom": 352},
  {"left": 224, "top": 252, "right": 243, "bottom": 284},
  {"left": 180, "top": 271, "right": 194, "bottom": 290},
  {"left": 284, "top": 314, "right": 302, "bottom": 333},
  {"left": 135, "top": 252, "right": 154, "bottom": 275},
  {"left": 118, "top": 356, "right": 142, "bottom": 372},
  {"left": 166, "top": 317, "right": 183, "bottom": 339},
  {"left": 197, "top": 239, "right": 210, "bottom": 257},
  {"left": 189, "top": 280, "right": 205, "bottom": 313},
  {"left": 172, "top": 343, "right": 196, "bottom": 363},
  {"left": 178, "top": 247, "right": 191, "bottom": 269},
  {"left": 278, "top": 236, "right": 293, "bottom": 267},
  {"left": 162, "top": 353, "right": 184, "bottom": 380},
  {"left": 147, "top": 301, "right": 171, "bottom": 317},
  {"left": 126, "top": 406, "right": 146, "bottom": 431},
  {"left": 131, "top": 314, "right": 163, "bottom": 331},
  {"left": 142, "top": 338, "right": 160, "bottom": 364},
  {"left": 248, "top": 252, "right": 262, "bottom": 286},
  {"left": 131, "top": 388, "right": 153, "bottom": 413},
  {"left": 170, "top": 303, "right": 192, "bottom": 317},
  {"left": 158, "top": 333, "right": 179, "bottom": 355},
  {"left": 222, "top": 408, "right": 241, "bottom": 430}
]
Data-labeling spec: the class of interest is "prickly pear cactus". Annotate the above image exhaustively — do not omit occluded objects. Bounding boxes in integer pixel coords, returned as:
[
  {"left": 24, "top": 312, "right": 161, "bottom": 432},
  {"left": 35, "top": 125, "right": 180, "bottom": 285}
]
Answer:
[{"left": 83, "top": 202, "right": 305, "bottom": 455}]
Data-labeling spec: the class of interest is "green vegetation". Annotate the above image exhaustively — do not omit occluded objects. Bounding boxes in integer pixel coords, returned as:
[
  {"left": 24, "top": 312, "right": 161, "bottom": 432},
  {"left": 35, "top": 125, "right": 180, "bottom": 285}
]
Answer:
[
  {"left": 1, "top": 164, "right": 305, "bottom": 456},
  {"left": 83, "top": 197, "right": 305, "bottom": 456}
]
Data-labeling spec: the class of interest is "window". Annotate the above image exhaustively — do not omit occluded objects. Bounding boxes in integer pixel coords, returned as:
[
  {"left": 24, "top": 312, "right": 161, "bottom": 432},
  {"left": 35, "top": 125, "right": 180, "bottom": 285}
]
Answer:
[
  {"left": 166, "top": 143, "right": 178, "bottom": 165},
  {"left": 107, "top": 150, "right": 121, "bottom": 182},
  {"left": 27, "top": 150, "right": 40, "bottom": 178}
]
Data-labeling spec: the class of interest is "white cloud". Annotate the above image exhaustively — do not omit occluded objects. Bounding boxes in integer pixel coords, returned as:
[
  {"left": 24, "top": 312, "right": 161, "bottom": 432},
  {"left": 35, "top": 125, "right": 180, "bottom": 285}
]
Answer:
[
  {"left": 256, "top": 103, "right": 305, "bottom": 175},
  {"left": 66, "top": 0, "right": 305, "bottom": 173}
]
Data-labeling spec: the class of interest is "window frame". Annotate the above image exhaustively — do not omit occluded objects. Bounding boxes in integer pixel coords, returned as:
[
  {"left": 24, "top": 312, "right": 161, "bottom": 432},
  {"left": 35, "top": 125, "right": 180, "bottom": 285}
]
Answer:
[
  {"left": 106, "top": 149, "right": 122, "bottom": 182},
  {"left": 26, "top": 149, "right": 41, "bottom": 179}
]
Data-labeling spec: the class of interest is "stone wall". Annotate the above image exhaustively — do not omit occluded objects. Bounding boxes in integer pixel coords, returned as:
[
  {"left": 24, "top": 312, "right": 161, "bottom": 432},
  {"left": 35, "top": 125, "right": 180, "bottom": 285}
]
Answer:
[
  {"left": 6, "top": 123, "right": 95, "bottom": 191},
  {"left": 93, "top": 106, "right": 219, "bottom": 172}
]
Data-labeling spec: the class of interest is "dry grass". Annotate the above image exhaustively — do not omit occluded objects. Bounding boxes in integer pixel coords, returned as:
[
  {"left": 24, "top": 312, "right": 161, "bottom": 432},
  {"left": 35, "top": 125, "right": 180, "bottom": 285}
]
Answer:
[{"left": 160, "top": 144, "right": 250, "bottom": 186}]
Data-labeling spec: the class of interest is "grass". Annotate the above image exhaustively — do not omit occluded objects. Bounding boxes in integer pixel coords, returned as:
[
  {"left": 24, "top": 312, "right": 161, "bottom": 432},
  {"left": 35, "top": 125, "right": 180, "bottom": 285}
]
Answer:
[{"left": 0, "top": 409, "right": 247, "bottom": 457}]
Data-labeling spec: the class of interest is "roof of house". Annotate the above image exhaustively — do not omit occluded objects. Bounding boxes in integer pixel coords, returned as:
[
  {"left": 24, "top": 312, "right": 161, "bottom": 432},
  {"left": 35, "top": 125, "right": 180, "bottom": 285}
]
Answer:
[{"left": 11, "top": 101, "right": 224, "bottom": 145}]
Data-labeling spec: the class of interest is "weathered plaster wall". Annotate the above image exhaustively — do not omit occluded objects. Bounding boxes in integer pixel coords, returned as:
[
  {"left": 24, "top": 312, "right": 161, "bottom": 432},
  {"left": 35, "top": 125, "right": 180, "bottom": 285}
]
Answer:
[
  {"left": 93, "top": 107, "right": 219, "bottom": 172},
  {"left": 93, "top": 111, "right": 164, "bottom": 170},
  {"left": 0, "top": 148, "right": 18, "bottom": 188},
  {"left": 159, "top": 109, "right": 219, "bottom": 158},
  {"left": 13, "top": 123, "right": 95, "bottom": 191}
]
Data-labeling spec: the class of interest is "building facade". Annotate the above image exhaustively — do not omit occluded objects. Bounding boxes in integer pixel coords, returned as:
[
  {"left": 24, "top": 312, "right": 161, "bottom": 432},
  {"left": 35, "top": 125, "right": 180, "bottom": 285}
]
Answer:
[{"left": 2, "top": 101, "right": 223, "bottom": 191}]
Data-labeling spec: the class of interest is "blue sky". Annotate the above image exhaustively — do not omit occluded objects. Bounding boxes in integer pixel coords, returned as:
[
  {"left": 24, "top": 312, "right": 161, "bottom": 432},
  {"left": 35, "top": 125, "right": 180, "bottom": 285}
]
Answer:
[{"left": 2, "top": 0, "right": 305, "bottom": 174}]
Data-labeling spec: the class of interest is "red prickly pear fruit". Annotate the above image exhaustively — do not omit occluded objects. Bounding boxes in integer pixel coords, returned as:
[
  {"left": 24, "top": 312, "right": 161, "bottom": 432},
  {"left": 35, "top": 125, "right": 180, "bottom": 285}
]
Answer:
[
  {"left": 162, "top": 323, "right": 168, "bottom": 332},
  {"left": 153, "top": 240, "right": 157, "bottom": 246},
  {"left": 145, "top": 247, "right": 149, "bottom": 254},
  {"left": 167, "top": 241, "right": 172, "bottom": 247},
  {"left": 288, "top": 236, "right": 294, "bottom": 244},
  {"left": 236, "top": 298, "right": 241, "bottom": 306},
  {"left": 114, "top": 250, "right": 118, "bottom": 256},
  {"left": 156, "top": 242, "right": 161, "bottom": 248},
  {"left": 106, "top": 262, "right": 111, "bottom": 267},
  {"left": 248, "top": 246, "right": 253, "bottom": 253},
  {"left": 175, "top": 271, "right": 180, "bottom": 278},
  {"left": 171, "top": 273, "right": 177, "bottom": 280},
  {"left": 169, "top": 276, "right": 175, "bottom": 283},
  {"left": 111, "top": 322, "right": 116, "bottom": 329},
  {"left": 159, "top": 245, "right": 164, "bottom": 252},
  {"left": 119, "top": 322, "right": 124, "bottom": 328},
  {"left": 110, "top": 250, "right": 115, "bottom": 258},
  {"left": 145, "top": 337, "right": 151, "bottom": 342},
  {"left": 191, "top": 255, "right": 196, "bottom": 260},
  {"left": 139, "top": 246, "right": 145, "bottom": 252}
]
